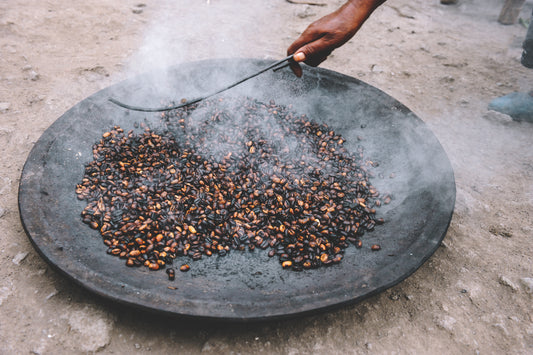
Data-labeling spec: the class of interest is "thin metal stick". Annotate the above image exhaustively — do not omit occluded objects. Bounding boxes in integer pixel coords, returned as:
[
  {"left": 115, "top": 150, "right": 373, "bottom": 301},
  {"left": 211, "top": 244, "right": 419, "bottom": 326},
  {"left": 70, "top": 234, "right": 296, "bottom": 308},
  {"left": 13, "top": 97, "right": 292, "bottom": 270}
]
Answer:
[
  {"left": 273, "top": 62, "right": 292, "bottom": 72},
  {"left": 109, "top": 55, "right": 294, "bottom": 112}
]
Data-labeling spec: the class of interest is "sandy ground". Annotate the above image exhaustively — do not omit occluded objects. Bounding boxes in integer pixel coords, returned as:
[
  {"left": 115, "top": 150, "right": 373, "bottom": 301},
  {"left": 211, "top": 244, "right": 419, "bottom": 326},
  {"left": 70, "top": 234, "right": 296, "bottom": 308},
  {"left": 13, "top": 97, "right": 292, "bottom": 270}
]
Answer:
[{"left": 1, "top": 0, "right": 533, "bottom": 353}]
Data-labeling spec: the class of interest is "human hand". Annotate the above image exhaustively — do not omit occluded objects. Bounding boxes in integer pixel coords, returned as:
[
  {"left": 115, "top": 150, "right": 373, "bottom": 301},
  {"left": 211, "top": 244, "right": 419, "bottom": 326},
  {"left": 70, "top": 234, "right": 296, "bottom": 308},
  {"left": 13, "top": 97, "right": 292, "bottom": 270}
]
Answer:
[{"left": 287, "top": 0, "right": 385, "bottom": 77}]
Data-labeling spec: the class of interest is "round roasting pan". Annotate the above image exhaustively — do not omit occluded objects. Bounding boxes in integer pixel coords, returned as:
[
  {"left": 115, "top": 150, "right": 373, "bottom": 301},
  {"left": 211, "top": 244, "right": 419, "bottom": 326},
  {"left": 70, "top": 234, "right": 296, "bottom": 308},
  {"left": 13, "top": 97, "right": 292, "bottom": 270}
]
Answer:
[{"left": 18, "top": 59, "right": 455, "bottom": 321}]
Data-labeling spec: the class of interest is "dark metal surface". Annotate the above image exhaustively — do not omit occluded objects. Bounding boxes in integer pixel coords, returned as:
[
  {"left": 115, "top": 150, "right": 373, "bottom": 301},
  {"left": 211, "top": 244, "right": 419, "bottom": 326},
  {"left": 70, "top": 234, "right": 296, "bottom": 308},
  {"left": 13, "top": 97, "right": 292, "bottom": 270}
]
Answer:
[{"left": 18, "top": 58, "right": 456, "bottom": 321}]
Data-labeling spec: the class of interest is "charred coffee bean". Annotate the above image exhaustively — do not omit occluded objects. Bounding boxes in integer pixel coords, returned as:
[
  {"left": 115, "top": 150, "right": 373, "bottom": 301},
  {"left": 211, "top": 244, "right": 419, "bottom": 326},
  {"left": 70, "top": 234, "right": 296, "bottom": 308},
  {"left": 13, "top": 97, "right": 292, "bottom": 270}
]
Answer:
[{"left": 166, "top": 268, "right": 176, "bottom": 281}]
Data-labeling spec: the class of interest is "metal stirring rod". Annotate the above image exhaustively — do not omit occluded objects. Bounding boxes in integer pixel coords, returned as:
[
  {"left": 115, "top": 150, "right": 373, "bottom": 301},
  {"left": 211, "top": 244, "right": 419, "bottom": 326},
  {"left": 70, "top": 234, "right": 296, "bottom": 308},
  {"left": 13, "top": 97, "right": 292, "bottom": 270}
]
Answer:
[{"left": 108, "top": 55, "right": 295, "bottom": 112}]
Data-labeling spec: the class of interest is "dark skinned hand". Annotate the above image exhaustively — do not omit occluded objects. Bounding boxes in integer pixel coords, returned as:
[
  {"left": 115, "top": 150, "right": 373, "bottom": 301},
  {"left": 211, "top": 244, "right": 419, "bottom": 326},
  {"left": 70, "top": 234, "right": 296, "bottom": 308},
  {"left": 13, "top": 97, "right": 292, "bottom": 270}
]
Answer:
[{"left": 287, "top": 0, "right": 386, "bottom": 77}]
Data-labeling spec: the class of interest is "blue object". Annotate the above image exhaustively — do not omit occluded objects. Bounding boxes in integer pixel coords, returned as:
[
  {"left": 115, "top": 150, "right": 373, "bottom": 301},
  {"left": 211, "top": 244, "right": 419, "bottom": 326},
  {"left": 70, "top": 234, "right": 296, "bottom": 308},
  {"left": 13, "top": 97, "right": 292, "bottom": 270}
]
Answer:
[{"left": 488, "top": 92, "right": 533, "bottom": 122}]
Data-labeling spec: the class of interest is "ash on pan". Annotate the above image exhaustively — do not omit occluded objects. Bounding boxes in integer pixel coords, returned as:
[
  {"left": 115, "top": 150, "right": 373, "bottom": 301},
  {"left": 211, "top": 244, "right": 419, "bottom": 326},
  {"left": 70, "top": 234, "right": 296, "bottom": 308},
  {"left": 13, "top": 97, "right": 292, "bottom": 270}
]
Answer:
[{"left": 76, "top": 97, "right": 386, "bottom": 278}]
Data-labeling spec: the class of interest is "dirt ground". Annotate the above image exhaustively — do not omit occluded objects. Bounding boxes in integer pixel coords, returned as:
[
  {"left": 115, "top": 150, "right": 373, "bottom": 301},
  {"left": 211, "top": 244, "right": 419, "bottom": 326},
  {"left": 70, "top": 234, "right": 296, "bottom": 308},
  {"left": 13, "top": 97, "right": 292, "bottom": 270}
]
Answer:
[{"left": 1, "top": 0, "right": 533, "bottom": 353}]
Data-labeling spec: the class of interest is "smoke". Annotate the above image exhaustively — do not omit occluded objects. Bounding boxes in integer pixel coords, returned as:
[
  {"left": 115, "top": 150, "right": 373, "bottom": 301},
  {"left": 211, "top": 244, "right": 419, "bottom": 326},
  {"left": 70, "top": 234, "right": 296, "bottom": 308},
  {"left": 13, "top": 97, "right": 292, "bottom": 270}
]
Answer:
[
  {"left": 112, "top": 0, "right": 285, "bottom": 119},
  {"left": 122, "top": 0, "right": 279, "bottom": 104},
  {"left": 114, "top": 0, "right": 456, "bottom": 223}
]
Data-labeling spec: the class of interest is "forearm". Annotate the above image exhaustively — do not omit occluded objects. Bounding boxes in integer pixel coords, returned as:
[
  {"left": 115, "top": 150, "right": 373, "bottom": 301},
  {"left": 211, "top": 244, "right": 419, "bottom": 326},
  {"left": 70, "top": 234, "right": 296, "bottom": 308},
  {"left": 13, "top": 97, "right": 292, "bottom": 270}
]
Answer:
[{"left": 341, "top": 0, "right": 387, "bottom": 37}]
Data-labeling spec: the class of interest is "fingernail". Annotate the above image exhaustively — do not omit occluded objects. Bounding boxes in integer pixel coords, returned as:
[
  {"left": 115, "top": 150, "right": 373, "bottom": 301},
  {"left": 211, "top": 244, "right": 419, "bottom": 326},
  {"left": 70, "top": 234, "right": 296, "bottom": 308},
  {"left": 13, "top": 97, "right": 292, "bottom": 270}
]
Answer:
[{"left": 294, "top": 52, "right": 306, "bottom": 62}]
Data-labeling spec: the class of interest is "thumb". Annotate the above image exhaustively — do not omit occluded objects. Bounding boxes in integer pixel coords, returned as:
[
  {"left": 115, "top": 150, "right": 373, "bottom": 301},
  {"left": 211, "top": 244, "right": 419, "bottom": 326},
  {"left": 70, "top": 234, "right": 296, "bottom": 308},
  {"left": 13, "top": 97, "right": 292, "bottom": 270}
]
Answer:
[{"left": 293, "top": 52, "right": 306, "bottom": 62}]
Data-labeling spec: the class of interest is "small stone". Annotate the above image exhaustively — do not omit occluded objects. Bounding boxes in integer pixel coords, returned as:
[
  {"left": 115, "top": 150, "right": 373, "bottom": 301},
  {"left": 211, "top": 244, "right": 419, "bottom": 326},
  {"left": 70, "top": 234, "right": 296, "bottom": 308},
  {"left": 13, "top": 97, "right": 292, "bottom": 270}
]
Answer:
[
  {"left": 0, "top": 102, "right": 10, "bottom": 113},
  {"left": 489, "top": 225, "right": 513, "bottom": 238},
  {"left": 134, "top": 343, "right": 141, "bottom": 349},
  {"left": 12, "top": 252, "right": 29, "bottom": 265},
  {"left": 371, "top": 64, "right": 384, "bottom": 73},
  {"left": 45, "top": 290, "right": 58, "bottom": 300},
  {"left": 0, "top": 286, "right": 12, "bottom": 306},
  {"left": 132, "top": 4, "right": 145, "bottom": 14},
  {"left": 441, "top": 77, "right": 456, "bottom": 85},
  {"left": 520, "top": 278, "right": 533, "bottom": 294},
  {"left": 388, "top": 293, "right": 400, "bottom": 301},
  {"left": 436, "top": 315, "right": 457, "bottom": 331},
  {"left": 28, "top": 95, "right": 46, "bottom": 105},
  {"left": 22, "top": 64, "right": 32, "bottom": 71},
  {"left": 0, "top": 206, "right": 5, "bottom": 218},
  {"left": 433, "top": 54, "right": 447, "bottom": 60},
  {"left": 29, "top": 70, "right": 39, "bottom": 81},
  {"left": 365, "top": 343, "right": 373, "bottom": 350},
  {"left": 499, "top": 275, "right": 518, "bottom": 292},
  {"left": 484, "top": 110, "right": 514, "bottom": 124},
  {"left": 63, "top": 306, "right": 114, "bottom": 352},
  {"left": 297, "top": 7, "right": 315, "bottom": 19}
]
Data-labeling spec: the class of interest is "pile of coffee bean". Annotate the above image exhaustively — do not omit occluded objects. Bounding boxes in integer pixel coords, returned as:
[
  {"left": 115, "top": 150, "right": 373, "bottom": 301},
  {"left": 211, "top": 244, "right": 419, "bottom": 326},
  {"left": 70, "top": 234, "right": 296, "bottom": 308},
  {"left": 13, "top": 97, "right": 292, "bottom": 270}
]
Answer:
[{"left": 76, "top": 97, "right": 384, "bottom": 277}]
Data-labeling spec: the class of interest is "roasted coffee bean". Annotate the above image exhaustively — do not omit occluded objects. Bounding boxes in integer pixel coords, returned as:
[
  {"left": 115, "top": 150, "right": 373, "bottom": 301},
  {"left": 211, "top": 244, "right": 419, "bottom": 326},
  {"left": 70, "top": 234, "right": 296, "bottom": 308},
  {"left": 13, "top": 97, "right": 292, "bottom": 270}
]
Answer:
[
  {"left": 166, "top": 268, "right": 175, "bottom": 281},
  {"left": 76, "top": 97, "right": 385, "bottom": 275}
]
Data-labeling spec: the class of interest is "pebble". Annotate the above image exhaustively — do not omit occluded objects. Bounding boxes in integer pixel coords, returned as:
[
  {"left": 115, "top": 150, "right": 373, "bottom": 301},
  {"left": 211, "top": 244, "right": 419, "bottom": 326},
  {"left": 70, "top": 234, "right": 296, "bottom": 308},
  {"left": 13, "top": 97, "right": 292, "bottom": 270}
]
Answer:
[
  {"left": 29, "top": 70, "right": 40, "bottom": 81},
  {"left": 388, "top": 293, "right": 400, "bottom": 301},
  {"left": 439, "top": 75, "right": 455, "bottom": 83},
  {"left": 0, "top": 286, "right": 12, "bottom": 306},
  {"left": 297, "top": 7, "right": 316, "bottom": 19},
  {"left": 132, "top": 3, "right": 146, "bottom": 14},
  {"left": 28, "top": 95, "right": 46, "bottom": 105},
  {"left": 12, "top": 252, "right": 29, "bottom": 265},
  {"left": 0, "top": 102, "right": 10, "bottom": 113},
  {"left": 0, "top": 206, "right": 5, "bottom": 218},
  {"left": 45, "top": 289, "right": 58, "bottom": 300},
  {"left": 520, "top": 278, "right": 533, "bottom": 294},
  {"left": 488, "top": 224, "right": 513, "bottom": 238},
  {"left": 498, "top": 275, "right": 518, "bottom": 292},
  {"left": 371, "top": 64, "right": 384, "bottom": 73},
  {"left": 0, "top": 177, "right": 12, "bottom": 195},
  {"left": 436, "top": 315, "right": 457, "bottom": 331},
  {"left": 483, "top": 110, "right": 514, "bottom": 124},
  {"left": 64, "top": 306, "right": 114, "bottom": 352}
]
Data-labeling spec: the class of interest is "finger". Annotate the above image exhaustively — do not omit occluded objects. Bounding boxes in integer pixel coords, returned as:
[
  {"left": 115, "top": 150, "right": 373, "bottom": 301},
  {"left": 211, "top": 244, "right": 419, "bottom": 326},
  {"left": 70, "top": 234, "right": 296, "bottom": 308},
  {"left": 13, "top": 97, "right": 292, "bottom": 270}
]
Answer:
[
  {"left": 287, "top": 33, "right": 314, "bottom": 56},
  {"left": 289, "top": 61, "right": 303, "bottom": 78},
  {"left": 293, "top": 52, "right": 306, "bottom": 62}
]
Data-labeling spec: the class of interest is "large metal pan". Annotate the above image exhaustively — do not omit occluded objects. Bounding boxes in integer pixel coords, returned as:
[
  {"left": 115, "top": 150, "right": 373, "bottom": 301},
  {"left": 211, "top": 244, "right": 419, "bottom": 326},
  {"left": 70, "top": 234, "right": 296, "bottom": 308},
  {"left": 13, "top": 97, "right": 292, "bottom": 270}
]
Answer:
[{"left": 18, "top": 58, "right": 455, "bottom": 321}]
